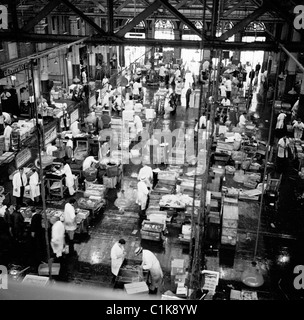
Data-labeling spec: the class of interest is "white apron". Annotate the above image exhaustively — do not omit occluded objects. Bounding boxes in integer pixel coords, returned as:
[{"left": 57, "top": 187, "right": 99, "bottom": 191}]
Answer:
[
  {"left": 110, "top": 242, "right": 125, "bottom": 276},
  {"left": 63, "top": 164, "right": 75, "bottom": 195},
  {"left": 51, "top": 221, "right": 65, "bottom": 257},
  {"left": 3, "top": 125, "right": 12, "bottom": 152},
  {"left": 29, "top": 171, "right": 40, "bottom": 201},
  {"left": 136, "top": 180, "right": 149, "bottom": 210},
  {"left": 142, "top": 250, "right": 163, "bottom": 290},
  {"left": 12, "top": 172, "right": 28, "bottom": 197}
]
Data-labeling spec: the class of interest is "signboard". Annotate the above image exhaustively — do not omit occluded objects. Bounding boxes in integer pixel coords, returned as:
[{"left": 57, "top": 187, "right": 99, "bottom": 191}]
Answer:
[
  {"left": 0, "top": 63, "right": 29, "bottom": 79},
  {"left": 15, "top": 148, "right": 32, "bottom": 169},
  {"left": 44, "top": 125, "right": 57, "bottom": 145},
  {"left": 125, "top": 32, "right": 145, "bottom": 38},
  {"left": 70, "top": 108, "right": 79, "bottom": 125}
]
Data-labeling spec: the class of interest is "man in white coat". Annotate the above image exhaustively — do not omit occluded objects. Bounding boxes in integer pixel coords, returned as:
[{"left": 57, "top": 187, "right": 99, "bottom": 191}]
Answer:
[
  {"left": 50, "top": 215, "right": 65, "bottom": 258},
  {"left": 63, "top": 198, "right": 77, "bottom": 253},
  {"left": 133, "top": 114, "right": 143, "bottom": 136},
  {"left": 29, "top": 168, "right": 40, "bottom": 204},
  {"left": 135, "top": 247, "right": 163, "bottom": 294},
  {"left": 13, "top": 167, "right": 28, "bottom": 206},
  {"left": 65, "top": 136, "right": 74, "bottom": 159},
  {"left": 110, "top": 238, "right": 126, "bottom": 284},
  {"left": 136, "top": 177, "right": 149, "bottom": 218},
  {"left": 137, "top": 162, "right": 153, "bottom": 189},
  {"left": 62, "top": 159, "right": 76, "bottom": 196},
  {"left": 3, "top": 122, "right": 12, "bottom": 152},
  {"left": 82, "top": 155, "right": 99, "bottom": 172}
]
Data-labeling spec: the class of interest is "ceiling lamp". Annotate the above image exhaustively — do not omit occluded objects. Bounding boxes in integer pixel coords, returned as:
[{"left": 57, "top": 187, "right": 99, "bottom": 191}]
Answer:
[
  {"left": 54, "top": 59, "right": 58, "bottom": 64},
  {"left": 288, "top": 87, "right": 297, "bottom": 95},
  {"left": 73, "top": 76, "right": 81, "bottom": 84},
  {"left": 241, "top": 261, "right": 264, "bottom": 288}
]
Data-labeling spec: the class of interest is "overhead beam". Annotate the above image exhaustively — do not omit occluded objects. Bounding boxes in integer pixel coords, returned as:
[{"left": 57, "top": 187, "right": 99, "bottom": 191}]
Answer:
[
  {"left": 218, "top": 5, "right": 268, "bottom": 41},
  {"left": 4, "top": 30, "right": 304, "bottom": 51},
  {"left": 90, "top": 0, "right": 106, "bottom": 12},
  {"left": 159, "top": 0, "right": 204, "bottom": 39},
  {"left": 196, "top": 0, "right": 213, "bottom": 13},
  {"left": 115, "top": 0, "right": 162, "bottom": 37},
  {"left": 107, "top": 0, "right": 114, "bottom": 34},
  {"left": 61, "top": 0, "right": 108, "bottom": 36},
  {"left": 22, "top": 0, "right": 62, "bottom": 32},
  {"left": 115, "top": 0, "right": 133, "bottom": 14},
  {"left": 263, "top": 0, "right": 304, "bottom": 36},
  {"left": 222, "top": 0, "right": 247, "bottom": 17},
  {"left": 176, "top": 0, "right": 189, "bottom": 10}
]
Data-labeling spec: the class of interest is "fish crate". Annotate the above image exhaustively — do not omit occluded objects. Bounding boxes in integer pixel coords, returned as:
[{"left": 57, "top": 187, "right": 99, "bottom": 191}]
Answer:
[
  {"left": 124, "top": 281, "right": 149, "bottom": 295},
  {"left": 140, "top": 220, "right": 163, "bottom": 241},
  {"left": 116, "top": 265, "right": 144, "bottom": 284}
]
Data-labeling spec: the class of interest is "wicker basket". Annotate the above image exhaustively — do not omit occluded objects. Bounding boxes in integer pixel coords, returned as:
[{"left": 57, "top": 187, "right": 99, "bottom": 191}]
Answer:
[{"left": 83, "top": 167, "right": 98, "bottom": 181}]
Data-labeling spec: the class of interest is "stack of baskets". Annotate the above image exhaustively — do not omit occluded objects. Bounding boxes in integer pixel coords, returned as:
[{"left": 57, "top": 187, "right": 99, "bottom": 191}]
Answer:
[{"left": 83, "top": 167, "right": 98, "bottom": 182}]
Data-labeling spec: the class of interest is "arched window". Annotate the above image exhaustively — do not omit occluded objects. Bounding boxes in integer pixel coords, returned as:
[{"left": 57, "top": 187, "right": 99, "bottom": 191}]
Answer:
[
  {"left": 216, "top": 22, "right": 235, "bottom": 42},
  {"left": 155, "top": 19, "right": 174, "bottom": 40},
  {"left": 182, "top": 21, "right": 203, "bottom": 41}
]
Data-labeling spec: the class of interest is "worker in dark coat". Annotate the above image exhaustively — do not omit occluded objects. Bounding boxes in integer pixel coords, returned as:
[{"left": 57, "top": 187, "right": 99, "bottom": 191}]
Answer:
[{"left": 30, "top": 208, "right": 45, "bottom": 270}]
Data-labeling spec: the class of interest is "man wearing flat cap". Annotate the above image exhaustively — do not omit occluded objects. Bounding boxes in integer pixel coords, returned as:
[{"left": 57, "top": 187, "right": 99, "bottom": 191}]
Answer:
[{"left": 134, "top": 247, "right": 163, "bottom": 294}]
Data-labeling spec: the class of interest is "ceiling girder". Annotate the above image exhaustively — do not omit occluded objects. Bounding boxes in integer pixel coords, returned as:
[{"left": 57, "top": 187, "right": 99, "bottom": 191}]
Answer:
[
  {"left": 90, "top": 0, "right": 106, "bottom": 12},
  {"left": 2, "top": 30, "right": 304, "bottom": 51},
  {"left": 263, "top": 0, "right": 304, "bottom": 36},
  {"left": 175, "top": 0, "right": 189, "bottom": 10},
  {"left": 222, "top": 0, "right": 247, "bottom": 17},
  {"left": 115, "top": 0, "right": 162, "bottom": 37},
  {"left": 22, "top": 0, "right": 62, "bottom": 32},
  {"left": 61, "top": 0, "right": 108, "bottom": 36},
  {"left": 107, "top": 0, "right": 114, "bottom": 33},
  {"left": 196, "top": 0, "right": 213, "bottom": 13},
  {"left": 218, "top": 5, "right": 268, "bottom": 41},
  {"left": 159, "top": 0, "right": 204, "bottom": 39},
  {"left": 115, "top": 0, "right": 133, "bottom": 14}
]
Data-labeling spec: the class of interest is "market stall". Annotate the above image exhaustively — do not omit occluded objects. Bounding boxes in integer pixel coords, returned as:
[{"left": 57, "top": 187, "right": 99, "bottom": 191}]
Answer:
[{"left": 20, "top": 206, "right": 90, "bottom": 234}]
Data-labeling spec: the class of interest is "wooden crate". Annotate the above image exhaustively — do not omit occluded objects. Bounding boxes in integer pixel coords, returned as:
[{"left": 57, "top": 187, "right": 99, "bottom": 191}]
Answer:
[
  {"left": 38, "top": 263, "right": 61, "bottom": 276},
  {"left": 124, "top": 281, "right": 149, "bottom": 295}
]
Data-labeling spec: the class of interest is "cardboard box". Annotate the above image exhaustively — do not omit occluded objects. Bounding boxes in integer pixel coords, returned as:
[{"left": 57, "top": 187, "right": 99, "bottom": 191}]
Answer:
[
  {"left": 171, "top": 259, "right": 185, "bottom": 276},
  {"left": 174, "top": 274, "right": 187, "bottom": 285},
  {"left": 22, "top": 274, "right": 49, "bottom": 286},
  {"left": 103, "top": 175, "right": 117, "bottom": 188},
  {"left": 38, "top": 263, "right": 61, "bottom": 276},
  {"left": 124, "top": 281, "right": 149, "bottom": 295},
  {"left": 230, "top": 289, "right": 242, "bottom": 300}
]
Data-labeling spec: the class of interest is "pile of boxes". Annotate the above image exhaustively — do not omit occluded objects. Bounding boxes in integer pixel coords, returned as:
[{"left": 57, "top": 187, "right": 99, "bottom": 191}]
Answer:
[{"left": 171, "top": 258, "right": 188, "bottom": 297}]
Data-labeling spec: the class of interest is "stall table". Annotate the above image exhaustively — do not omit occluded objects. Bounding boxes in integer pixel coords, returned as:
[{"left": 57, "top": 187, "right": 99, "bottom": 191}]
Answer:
[
  {"left": 45, "top": 174, "right": 67, "bottom": 199},
  {"left": 140, "top": 220, "right": 164, "bottom": 241}
]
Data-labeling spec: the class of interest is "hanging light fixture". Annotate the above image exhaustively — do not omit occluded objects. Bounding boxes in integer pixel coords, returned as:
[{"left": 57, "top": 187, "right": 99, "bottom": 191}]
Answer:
[
  {"left": 241, "top": 261, "right": 264, "bottom": 287},
  {"left": 288, "top": 87, "right": 297, "bottom": 95}
]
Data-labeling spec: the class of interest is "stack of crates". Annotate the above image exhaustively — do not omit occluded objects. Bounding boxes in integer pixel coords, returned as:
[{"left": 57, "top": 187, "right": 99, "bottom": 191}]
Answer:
[{"left": 111, "top": 117, "right": 122, "bottom": 145}]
